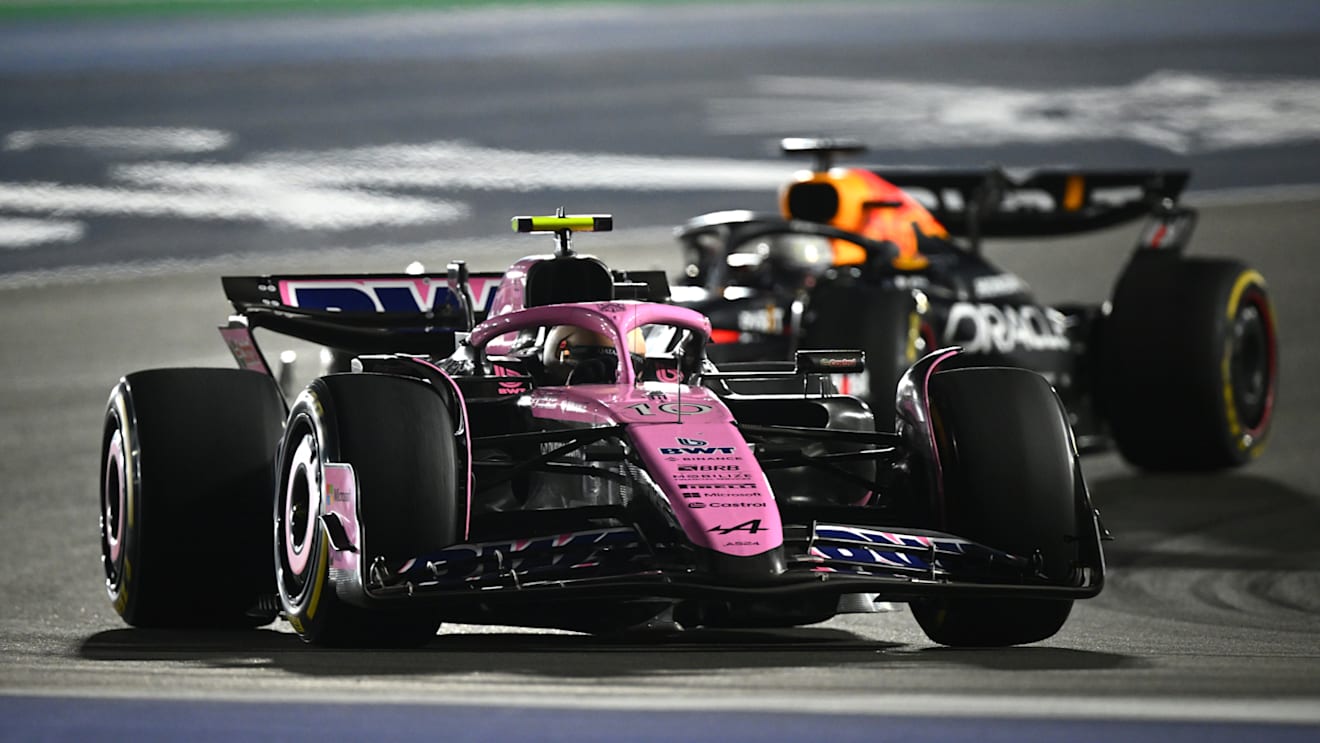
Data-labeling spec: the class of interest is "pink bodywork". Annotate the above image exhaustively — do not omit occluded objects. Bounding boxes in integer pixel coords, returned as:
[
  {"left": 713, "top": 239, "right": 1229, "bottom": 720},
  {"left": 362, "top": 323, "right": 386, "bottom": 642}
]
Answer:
[
  {"left": 273, "top": 266, "right": 784, "bottom": 568},
  {"left": 628, "top": 418, "right": 783, "bottom": 558},
  {"left": 469, "top": 299, "right": 780, "bottom": 558},
  {"left": 485, "top": 256, "right": 537, "bottom": 319},
  {"left": 530, "top": 384, "right": 783, "bottom": 558},
  {"left": 322, "top": 463, "right": 360, "bottom": 574},
  {"left": 218, "top": 326, "right": 269, "bottom": 375}
]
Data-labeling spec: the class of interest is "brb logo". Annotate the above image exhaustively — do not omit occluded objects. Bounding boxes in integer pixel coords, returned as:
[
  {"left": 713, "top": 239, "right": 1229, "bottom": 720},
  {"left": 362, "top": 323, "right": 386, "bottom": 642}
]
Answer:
[{"left": 659, "top": 436, "right": 736, "bottom": 455}]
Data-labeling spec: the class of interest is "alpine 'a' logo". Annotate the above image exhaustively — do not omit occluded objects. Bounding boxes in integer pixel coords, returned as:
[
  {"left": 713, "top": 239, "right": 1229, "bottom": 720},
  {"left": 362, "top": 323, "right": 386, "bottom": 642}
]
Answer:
[
  {"left": 708, "top": 519, "right": 764, "bottom": 535},
  {"left": 677, "top": 437, "right": 707, "bottom": 447}
]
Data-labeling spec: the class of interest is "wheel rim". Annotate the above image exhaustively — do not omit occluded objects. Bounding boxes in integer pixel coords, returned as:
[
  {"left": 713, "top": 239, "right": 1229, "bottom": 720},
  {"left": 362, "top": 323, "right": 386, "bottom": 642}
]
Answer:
[
  {"left": 277, "top": 427, "right": 320, "bottom": 601},
  {"left": 101, "top": 427, "right": 128, "bottom": 584},
  {"left": 1230, "top": 292, "right": 1275, "bottom": 434}
]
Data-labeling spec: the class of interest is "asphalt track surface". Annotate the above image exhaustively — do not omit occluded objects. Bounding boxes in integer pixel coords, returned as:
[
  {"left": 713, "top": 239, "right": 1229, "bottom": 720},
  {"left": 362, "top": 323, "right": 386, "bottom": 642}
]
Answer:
[{"left": 1, "top": 2, "right": 1319, "bottom": 741}]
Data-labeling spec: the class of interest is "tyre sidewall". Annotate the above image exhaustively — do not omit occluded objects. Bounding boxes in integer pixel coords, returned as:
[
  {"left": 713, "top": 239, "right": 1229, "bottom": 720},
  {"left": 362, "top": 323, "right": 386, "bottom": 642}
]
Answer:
[
  {"left": 912, "top": 367, "right": 1081, "bottom": 646},
  {"left": 100, "top": 369, "right": 285, "bottom": 627},
  {"left": 275, "top": 374, "right": 458, "bottom": 646},
  {"left": 274, "top": 401, "right": 333, "bottom": 640},
  {"left": 101, "top": 385, "right": 144, "bottom": 623},
  {"left": 928, "top": 368, "right": 1081, "bottom": 581},
  {"left": 1103, "top": 257, "right": 1277, "bottom": 469}
]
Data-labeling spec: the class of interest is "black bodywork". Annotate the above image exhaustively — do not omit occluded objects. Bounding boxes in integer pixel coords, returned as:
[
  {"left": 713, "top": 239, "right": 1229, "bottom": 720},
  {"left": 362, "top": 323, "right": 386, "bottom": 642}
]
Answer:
[{"left": 675, "top": 167, "right": 1195, "bottom": 449}]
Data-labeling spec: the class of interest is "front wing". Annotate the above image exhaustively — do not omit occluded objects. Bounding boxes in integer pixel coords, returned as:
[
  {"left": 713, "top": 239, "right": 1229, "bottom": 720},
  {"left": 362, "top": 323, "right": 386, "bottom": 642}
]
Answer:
[{"left": 361, "top": 520, "right": 1102, "bottom": 605}]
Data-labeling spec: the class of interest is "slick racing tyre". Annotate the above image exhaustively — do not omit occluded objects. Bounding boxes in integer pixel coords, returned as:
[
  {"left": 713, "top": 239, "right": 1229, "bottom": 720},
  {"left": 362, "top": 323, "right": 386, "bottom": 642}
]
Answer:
[
  {"left": 100, "top": 368, "right": 285, "bottom": 628},
  {"left": 800, "top": 283, "right": 924, "bottom": 430},
  {"left": 1102, "top": 256, "right": 1278, "bottom": 470},
  {"left": 910, "top": 367, "right": 1080, "bottom": 647},
  {"left": 276, "top": 373, "right": 459, "bottom": 648}
]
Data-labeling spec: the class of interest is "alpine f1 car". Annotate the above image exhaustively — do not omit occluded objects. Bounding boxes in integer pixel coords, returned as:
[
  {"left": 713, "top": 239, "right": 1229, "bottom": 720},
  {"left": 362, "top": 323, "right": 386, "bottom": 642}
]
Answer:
[
  {"left": 100, "top": 213, "right": 1104, "bottom": 648},
  {"left": 674, "top": 138, "right": 1277, "bottom": 470}
]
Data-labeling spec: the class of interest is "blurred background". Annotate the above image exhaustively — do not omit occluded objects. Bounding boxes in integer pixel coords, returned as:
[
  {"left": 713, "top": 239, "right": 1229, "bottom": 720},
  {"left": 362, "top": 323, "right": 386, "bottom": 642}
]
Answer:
[{"left": 2, "top": 0, "right": 1319, "bottom": 280}]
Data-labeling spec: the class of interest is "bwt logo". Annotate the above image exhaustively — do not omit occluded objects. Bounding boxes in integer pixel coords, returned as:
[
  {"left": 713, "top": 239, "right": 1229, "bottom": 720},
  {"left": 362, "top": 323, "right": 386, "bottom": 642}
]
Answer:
[
  {"left": 280, "top": 278, "right": 499, "bottom": 315},
  {"left": 661, "top": 435, "right": 736, "bottom": 455}
]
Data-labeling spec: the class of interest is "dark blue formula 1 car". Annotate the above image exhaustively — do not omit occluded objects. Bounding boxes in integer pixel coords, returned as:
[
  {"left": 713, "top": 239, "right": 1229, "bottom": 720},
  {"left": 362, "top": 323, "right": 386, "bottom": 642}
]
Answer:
[
  {"left": 99, "top": 213, "right": 1104, "bottom": 649},
  {"left": 674, "top": 138, "right": 1277, "bottom": 471}
]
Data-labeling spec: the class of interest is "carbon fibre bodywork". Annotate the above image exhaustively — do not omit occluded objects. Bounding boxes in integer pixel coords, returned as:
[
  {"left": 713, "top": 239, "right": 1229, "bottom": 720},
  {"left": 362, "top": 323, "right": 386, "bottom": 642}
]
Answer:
[{"left": 671, "top": 140, "right": 1202, "bottom": 449}]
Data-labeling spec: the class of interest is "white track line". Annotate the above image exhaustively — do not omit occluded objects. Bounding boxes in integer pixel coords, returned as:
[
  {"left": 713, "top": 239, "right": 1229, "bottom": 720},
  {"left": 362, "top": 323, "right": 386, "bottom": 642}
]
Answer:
[
  {"left": 0, "top": 217, "right": 84, "bottom": 249},
  {"left": 0, "top": 182, "right": 1314, "bottom": 290},
  {"left": 4, "top": 127, "right": 233, "bottom": 154},
  {"left": 0, "top": 181, "right": 466, "bottom": 230},
  {"left": 0, "top": 686, "right": 1317, "bottom": 725},
  {"left": 709, "top": 72, "right": 1320, "bottom": 154},
  {"left": 0, "top": 227, "right": 680, "bottom": 291}
]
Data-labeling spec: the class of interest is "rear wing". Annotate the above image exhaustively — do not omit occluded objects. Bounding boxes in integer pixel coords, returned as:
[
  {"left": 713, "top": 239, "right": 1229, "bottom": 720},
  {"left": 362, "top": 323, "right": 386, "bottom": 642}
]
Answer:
[
  {"left": 221, "top": 266, "right": 671, "bottom": 356},
  {"left": 221, "top": 269, "right": 504, "bottom": 357},
  {"left": 863, "top": 167, "right": 1190, "bottom": 243},
  {"left": 780, "top": 139, "right": 1188, "bottom": 242}
]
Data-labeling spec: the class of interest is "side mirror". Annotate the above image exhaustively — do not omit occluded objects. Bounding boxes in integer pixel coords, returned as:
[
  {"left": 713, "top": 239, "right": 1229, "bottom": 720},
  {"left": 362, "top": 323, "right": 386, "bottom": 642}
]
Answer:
[{"left": 795, "top": 349, "right": 866, "bottom": 375}]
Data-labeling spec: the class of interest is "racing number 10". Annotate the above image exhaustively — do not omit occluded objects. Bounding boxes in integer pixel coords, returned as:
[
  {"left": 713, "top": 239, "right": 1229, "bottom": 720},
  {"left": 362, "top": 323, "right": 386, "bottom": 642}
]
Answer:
[{"left": 626, "top": 402, "right": 712, "bottom": 417}]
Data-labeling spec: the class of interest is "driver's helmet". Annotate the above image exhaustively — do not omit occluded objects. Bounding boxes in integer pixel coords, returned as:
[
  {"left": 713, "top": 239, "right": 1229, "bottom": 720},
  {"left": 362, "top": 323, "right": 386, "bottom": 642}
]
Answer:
[{"left": 542, "top": 325, "right": 645, "bottom": 385}]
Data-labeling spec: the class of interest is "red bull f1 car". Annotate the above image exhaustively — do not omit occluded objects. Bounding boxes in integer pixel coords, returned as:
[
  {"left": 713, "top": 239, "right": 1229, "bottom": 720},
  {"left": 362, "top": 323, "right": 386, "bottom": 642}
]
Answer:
[
  {"left": 100, "top": 213, "right": 1104, "bottom": 648},
  {"left": 674, "top": 138, "right": 1277, "bottom": 470}
]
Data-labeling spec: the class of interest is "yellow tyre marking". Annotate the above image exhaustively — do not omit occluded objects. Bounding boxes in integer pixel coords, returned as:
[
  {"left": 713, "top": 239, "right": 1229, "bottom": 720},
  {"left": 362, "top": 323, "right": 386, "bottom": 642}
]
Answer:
[
  {"left": 1220, "top": 270, "right": 1268, "bottom": 448},
  {"left": 305, "top": 528, "right": 329, "bottom": 621},
  {"left": 113, "top": 558, "right": 131, "bottom": 614},
  {"left": 1225, "top": 269, "right": 1267, "bottom": 321}
]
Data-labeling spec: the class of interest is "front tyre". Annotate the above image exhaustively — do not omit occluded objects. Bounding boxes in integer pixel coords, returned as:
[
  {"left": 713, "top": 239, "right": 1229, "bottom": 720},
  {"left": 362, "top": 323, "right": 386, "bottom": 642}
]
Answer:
[
  {"left": 100, "top": 369, "right": 285, "bottom": 628},
  {"left": 276, "top": 373, "right": 459, "bottom": 647},
  {"left": 910, "top": 367, "right": 1082, "bottom": 647}
]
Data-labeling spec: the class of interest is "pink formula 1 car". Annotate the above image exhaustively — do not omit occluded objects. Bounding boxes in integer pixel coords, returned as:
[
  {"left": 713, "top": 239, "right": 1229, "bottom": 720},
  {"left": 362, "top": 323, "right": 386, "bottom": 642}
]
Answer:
[{"left": 99, "top": 213, "right": 1105, "bottom": 648}]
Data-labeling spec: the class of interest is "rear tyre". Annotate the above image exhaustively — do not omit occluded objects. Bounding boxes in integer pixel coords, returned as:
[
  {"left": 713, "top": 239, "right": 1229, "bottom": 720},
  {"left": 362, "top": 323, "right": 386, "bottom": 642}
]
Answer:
[
  {"left": 910, "top": 367, "right": 1080, "bottom": 647},
  {"left": 801, "top": 283, "right": 921, "bottom": 429},
  {"left": 276, "top": 373, "right": 459, "bottom": 647},
  {"left": 1102, "top": 256, "right": 1277, "bottom": 470},
  {"left": 100, "top": 368, "right": 285, "bottom": 628}
]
